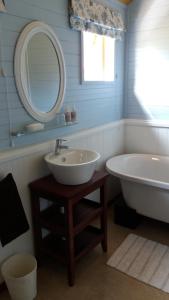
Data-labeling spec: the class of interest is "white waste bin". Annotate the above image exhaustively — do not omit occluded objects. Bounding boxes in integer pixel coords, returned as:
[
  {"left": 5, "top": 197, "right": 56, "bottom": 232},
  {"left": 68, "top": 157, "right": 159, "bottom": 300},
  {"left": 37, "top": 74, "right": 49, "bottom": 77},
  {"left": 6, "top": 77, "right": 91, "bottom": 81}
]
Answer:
[{"left": 1, "top": 254, "right": 37, "bottom": 300}]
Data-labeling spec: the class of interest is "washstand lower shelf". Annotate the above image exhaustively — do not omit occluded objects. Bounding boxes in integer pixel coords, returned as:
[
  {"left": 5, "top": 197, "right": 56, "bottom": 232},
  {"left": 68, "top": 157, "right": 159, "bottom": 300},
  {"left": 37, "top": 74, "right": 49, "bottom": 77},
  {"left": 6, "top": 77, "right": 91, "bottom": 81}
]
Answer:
[
  {"left": 41, "top": 226, "right": 104, "bottom": 262},
  {"left": 40, "top": 198, "right": 102, "bottom": 236},
  {"left": 29, "top": 170, "right": 109, "bottom": 286}
]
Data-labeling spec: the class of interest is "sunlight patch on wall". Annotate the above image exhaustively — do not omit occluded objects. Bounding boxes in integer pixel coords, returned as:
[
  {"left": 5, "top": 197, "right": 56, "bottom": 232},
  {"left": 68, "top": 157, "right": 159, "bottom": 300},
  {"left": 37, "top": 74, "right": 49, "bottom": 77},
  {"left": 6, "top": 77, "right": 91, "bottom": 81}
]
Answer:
[
  {"left": 135, "top": 47, "right": 169, "bottom": 106},
  {"left": 132, "top": 0, "right": 169, "bottom": 119}
]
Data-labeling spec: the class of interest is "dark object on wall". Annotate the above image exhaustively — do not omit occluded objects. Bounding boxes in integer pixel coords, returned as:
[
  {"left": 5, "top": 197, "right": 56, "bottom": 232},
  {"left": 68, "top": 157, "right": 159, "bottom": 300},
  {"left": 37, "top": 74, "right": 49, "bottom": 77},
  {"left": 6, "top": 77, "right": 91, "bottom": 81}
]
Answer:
[
  {"left": 114, "top": 195, "right": 142, "bottom": 229},
  {"left": 0, "top": 173, "right": 29, "bottom": 246},
  {"left": 0, "top": 282, "right": 6, "bottom": 293}
]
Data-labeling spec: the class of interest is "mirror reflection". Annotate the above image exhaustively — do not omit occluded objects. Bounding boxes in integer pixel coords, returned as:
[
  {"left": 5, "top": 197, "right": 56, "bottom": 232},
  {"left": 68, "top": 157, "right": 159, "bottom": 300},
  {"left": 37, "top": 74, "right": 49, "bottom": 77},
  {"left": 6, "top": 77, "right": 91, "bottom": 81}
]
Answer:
[{"left": 24, "top": 33, "right": 60, "bottom": 113}]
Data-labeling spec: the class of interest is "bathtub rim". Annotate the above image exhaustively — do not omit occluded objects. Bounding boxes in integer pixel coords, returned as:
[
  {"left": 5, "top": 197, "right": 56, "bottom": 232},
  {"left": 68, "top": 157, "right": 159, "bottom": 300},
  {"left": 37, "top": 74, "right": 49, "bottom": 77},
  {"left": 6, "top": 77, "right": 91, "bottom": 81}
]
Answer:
[{"left": 106, "top": 153, "right": 169, "bottom": 191}]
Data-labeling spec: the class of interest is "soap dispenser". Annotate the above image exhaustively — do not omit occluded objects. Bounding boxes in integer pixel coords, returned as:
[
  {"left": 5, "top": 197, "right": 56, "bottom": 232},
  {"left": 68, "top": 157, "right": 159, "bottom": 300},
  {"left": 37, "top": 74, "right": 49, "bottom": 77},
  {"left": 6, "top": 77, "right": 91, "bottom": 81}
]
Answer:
[
  {"left": 71, "top": 105, "right": 77, "bottom": 123},
  {"left": 64, "top": 106, "right": 72, "bottom": 124}
]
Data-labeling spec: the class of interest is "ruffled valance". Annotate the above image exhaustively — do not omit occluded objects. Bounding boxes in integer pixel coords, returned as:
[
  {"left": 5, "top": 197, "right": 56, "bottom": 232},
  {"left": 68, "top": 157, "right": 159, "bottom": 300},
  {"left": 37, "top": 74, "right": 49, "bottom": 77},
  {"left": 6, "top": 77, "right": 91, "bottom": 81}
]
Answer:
[{"left": 69, "top": 0, "right": 126, "bottom": 39}]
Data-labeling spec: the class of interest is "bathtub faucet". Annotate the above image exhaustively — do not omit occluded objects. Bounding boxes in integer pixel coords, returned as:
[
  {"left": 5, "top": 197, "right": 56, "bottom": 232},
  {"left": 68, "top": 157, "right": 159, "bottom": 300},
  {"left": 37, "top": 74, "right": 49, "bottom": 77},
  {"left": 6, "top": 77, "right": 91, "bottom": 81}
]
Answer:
[{"left": 55, "top": 138, "right": 69, "bottom": 155}]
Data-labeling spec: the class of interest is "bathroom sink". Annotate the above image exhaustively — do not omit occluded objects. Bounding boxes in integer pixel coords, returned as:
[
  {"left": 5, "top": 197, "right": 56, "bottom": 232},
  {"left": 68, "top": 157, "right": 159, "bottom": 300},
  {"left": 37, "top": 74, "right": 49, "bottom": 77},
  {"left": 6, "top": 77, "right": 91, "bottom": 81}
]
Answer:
[{"left": 44, "top": 149, "right": 100, "bottom": 185}]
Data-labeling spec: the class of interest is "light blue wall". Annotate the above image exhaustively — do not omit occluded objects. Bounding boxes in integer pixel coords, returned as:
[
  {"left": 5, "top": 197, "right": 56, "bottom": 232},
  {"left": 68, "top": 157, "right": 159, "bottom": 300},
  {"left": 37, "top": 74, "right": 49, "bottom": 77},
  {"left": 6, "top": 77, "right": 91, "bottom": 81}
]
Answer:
[
  {"left": 124, "top": 0, "right": 169, "bottom": 120},
  {"left": 0, "top": 0, "right": 126, "bottom": 150}
]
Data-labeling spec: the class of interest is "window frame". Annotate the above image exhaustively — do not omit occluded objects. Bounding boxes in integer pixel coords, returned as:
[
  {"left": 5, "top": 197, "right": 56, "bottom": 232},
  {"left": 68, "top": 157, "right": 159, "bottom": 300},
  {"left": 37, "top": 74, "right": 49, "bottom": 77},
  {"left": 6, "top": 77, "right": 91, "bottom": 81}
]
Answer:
[{"left": 80, "top": 31, "right": 117, "bottom": 85}]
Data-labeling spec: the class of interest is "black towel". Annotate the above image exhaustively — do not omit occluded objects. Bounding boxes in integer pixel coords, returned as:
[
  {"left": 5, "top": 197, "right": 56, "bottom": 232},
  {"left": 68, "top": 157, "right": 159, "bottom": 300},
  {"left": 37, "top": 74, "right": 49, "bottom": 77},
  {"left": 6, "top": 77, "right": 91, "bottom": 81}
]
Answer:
[{"left": 0, "top": 173, "right": 29, "bottom": 246}]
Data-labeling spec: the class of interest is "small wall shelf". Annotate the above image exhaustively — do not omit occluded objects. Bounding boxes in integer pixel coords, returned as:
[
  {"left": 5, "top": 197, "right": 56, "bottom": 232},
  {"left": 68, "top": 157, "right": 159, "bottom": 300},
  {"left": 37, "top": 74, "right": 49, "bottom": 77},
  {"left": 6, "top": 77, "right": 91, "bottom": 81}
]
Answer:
[{"left": 11, "top": 121, "right": 78, "bottom": 138}]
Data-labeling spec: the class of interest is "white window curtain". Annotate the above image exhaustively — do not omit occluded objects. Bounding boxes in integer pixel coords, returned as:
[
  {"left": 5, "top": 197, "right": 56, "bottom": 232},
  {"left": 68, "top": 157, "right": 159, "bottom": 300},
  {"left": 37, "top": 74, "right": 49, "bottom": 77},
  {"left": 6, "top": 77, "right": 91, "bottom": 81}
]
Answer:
[{"left": 69, "top": 0, "right": 126, "bottom": 39}]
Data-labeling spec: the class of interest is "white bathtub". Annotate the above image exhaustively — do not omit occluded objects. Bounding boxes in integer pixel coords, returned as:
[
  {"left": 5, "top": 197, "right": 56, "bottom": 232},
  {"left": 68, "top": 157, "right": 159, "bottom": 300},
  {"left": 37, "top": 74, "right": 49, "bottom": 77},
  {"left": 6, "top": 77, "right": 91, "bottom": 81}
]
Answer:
[{"left": 106, "top": 154, "right": 169, "bottom": 223}]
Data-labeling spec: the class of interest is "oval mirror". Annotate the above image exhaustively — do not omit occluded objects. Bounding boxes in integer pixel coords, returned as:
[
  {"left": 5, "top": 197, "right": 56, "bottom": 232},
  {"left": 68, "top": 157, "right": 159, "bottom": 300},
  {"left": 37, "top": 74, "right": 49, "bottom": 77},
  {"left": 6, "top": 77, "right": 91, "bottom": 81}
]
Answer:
[{"left": 14, "top": 21, "right": 66, "bottom": 122}]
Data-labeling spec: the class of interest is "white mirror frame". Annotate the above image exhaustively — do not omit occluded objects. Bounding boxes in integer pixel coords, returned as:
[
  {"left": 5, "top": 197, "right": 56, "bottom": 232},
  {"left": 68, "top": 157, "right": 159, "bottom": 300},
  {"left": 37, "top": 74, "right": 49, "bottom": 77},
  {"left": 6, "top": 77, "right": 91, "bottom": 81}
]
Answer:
[{"left": 14, "top": 21, "right": 66, "bottom": 123}]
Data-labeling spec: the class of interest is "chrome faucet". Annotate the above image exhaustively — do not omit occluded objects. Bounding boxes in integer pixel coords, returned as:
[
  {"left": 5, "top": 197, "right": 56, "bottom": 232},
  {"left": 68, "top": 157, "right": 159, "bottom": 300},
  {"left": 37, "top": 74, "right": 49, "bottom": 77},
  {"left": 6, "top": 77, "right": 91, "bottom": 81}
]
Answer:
[{"left": 55, "top": 138, "right": 69, "bottom": 155}]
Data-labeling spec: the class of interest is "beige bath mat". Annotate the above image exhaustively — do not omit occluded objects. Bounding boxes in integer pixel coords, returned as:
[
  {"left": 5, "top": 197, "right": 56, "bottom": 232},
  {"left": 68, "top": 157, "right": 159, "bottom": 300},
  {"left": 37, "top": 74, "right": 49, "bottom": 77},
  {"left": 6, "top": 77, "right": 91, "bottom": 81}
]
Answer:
[{"left": 107, "top": 233, "right": 169, "bottom": 293}]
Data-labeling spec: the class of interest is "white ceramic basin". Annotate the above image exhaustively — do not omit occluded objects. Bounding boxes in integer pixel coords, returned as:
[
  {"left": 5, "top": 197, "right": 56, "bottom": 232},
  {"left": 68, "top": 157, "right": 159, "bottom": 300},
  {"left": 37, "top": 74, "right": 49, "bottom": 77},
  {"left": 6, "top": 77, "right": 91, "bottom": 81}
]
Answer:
[{"left": 44, "top": 149, "right": 100, "bottom": 185}]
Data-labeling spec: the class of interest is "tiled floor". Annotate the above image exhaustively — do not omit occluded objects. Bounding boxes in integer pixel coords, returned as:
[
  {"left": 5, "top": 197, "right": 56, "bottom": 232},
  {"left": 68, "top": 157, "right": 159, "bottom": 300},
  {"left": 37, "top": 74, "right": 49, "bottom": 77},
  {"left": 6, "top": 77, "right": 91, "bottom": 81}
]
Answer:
[{"left": 1, "top": 207, "right": 169, "bottom": 300}]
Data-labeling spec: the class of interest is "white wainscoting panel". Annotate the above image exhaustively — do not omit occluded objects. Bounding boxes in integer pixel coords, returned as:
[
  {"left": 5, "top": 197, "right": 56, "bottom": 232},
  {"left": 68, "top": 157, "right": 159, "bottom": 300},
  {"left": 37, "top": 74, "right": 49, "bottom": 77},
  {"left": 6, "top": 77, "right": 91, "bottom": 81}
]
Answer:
[
  {"left": 0, "top": 121, "right": 124, "bottom": 283},
  {"left": 124, "top": 119, "right": 169, "bottom": 156}
]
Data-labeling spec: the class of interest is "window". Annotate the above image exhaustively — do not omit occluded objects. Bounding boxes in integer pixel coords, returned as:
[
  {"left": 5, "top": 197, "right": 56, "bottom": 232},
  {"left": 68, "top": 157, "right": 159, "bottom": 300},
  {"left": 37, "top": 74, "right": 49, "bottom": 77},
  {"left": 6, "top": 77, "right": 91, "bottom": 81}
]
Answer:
[{"left": 82, "top": 31, "right": 115, "bottom": 82}]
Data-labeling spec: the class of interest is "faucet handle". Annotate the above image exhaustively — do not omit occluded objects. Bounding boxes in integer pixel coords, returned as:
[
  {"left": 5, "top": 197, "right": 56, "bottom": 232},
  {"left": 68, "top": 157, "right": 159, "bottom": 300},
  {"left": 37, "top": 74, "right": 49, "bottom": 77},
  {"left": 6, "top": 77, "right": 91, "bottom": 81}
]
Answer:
[
  {"left": 56, "top": 138, "right": 67, "bottom": 145},
  {"left": 55, "top": 138, "right": 68, "bottom": 155}
]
